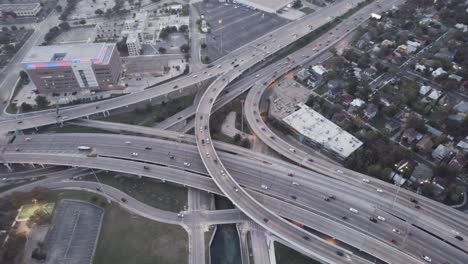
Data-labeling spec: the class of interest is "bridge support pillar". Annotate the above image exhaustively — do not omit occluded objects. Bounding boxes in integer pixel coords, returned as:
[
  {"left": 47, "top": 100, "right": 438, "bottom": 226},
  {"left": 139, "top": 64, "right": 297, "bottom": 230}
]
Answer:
[
  {"left": 30, "top": 163, "right": 36, "bottom": 168},
  {"left": 86, "top": 115, "right": 89, "bottom": 119},
  {"left": 39, "top": 164, "right": 45, "bottom": 168}
]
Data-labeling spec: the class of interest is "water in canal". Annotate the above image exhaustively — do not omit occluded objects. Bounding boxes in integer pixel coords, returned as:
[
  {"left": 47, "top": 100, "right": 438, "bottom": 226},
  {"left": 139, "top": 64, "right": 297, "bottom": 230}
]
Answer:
[{"left": 210, "top": 195, "right": 242, "bottom": 264}]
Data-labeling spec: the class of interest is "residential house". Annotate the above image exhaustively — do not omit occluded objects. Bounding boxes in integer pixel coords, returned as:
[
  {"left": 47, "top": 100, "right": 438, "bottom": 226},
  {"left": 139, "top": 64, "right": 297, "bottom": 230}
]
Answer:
[
  {"left": 401, "top": 128, "right": 418, "bottom": 144},
  {"left": 332, "top": 111, "right": 347, "bottom": 124},
  {"left": 341, "top": 94, "right": 354, "bottom": 107},
  {"left": 327, "top": 79, "right": 344, "bottom": 98},
  {"left": 438, "top": 94, "right": 460, "bottom": 108},
  {"left": 381, "top": 39, "right": 395, "bottom": 47},
  {"left": 419, "top": 85, "right": 432, "bottom": 96},
  {"left": 356, "top": 32, "right": 372, "bottom": 50},
  {"left": 406, "top": 40, "right": 422, "bottom": 53},
  {"left": 312, "top": 65, "right": 327, "bottom": 77},
  {"left": 425, "top": 125, "right": 443, "bottom": 137},
  {"left": 448, "top": 152, "right": 467, "bottom": 171},
  {"left": 380, "top": 94, "right": 392, "bottom": 107},
  {"left": 364, "top": 103, "right": 378, "bottom": 119},
  {"left": 434, "top": 48, "right": 455, "bottom": 61},
  {"left": 350, "top": 98, "right": 366, "bottom": 108},
  {"left": 455, "top": 23, "right": 468, "bottom": 32},
  {"left": 427, "top": 89, "right": 443, "bottom": 101},
  {"left": 414, "top": 63, "right": 426, "bottom": 72},
  {"left": 432, "top": 67, "right": 447, "bottom": 78},
  {"left": 416, "top": 135, "right": 434, "bottom": 153},
  {"left": 385, "top": 119, "right": 401, "bottom": 134},
  {"left": 432, "top": 144, "right": 449, "bottom": 161},
  {"left": 457, "top": 137, "right": 468, "bottom": 151},
  {"left": 454, "top": 101, "right": 468, "bottom": 115},
  {"left": 296, "top": 68, "right": 311, "bottom": 82},
  {"left": 449, "top": 74, "right": 463, "bottom": 83},
  {"left": 362, "top": 67, "right": 377, "bottom": 80}
]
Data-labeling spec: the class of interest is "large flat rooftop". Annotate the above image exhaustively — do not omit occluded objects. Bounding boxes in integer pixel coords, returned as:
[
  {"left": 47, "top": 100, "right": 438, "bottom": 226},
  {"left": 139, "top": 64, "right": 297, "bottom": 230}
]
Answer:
[
  {"left": 283, "top": 103, "right": 363, "bottom": 159},
  {"left": 0, "top": 3, "right": 40, "bottom": 12},
  {"left": 235, "top": 0, "right": 291, "bottom": 12},
  {"left": 22, "top": 43, "right": 115, "bottom": 68}
]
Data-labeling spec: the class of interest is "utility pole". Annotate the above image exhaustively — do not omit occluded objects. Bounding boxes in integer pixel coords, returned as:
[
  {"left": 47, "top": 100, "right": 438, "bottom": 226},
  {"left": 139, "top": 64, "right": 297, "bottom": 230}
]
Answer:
[{"left": 240, "top": 99, "right": 244, "bottom": 133}]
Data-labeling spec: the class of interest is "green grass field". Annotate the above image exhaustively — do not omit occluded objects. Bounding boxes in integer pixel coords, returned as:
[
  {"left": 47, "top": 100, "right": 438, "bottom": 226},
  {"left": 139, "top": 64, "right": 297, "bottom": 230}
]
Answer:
[
  {"left": 17, "top": 202, "right": 55, "bottom": 221},
  {"left": 45, "top": 190, "right": 188, "bottom": 264},
  {"left": 300, "top": 7, "right": 315, "bottom": 14},
  {"left": 93, "top": 202, "right": 188, "bottom": 264},
  {"left": 91, "top": 173, "right": 188, "bottom": 213}
]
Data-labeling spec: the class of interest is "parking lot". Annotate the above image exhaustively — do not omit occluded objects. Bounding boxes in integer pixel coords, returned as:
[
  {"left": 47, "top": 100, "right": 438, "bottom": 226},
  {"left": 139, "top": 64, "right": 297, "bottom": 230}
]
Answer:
[
  {"left": 198, "top": 1, "right": 287, "bottom": 61},
  {"left": 44, "top": 199, "right": 104, "bottom": 264}
]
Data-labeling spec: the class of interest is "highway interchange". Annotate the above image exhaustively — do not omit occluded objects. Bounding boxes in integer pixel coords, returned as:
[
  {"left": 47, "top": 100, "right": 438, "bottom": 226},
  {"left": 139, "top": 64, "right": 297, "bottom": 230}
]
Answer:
[
  {"left": 4, "top": 133, "right": 468, "bottom": 263},
  {"left": 1, "top": 0, "right": 467, "bottom": 263}
]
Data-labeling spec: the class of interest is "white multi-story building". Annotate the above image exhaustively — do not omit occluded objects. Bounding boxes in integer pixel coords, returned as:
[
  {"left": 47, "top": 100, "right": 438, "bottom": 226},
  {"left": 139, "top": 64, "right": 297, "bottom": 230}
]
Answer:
[
  {"left": 121, "top": 12, "right": 148, "bottom": 56},
  {"left": 156, "top": 15, "right": 189, "bottom": 30},
  {"left": 126, "top": 33, "right": 141, "bottom": 56},
  {"left": 0, "top": 3, "right": 42, "bottom": 17}
]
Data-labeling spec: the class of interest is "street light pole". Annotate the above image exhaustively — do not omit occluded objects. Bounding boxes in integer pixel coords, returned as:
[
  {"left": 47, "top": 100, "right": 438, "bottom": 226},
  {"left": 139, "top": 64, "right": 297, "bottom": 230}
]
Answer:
[
  {"left": 91, "top": 169, "right": 110, "bottom": 203},
  {"left": 218, "top": 19, "right": 223, "bottom": 54},
  {"left": 392, "top": 183, "right": 402, "bottom": 209}
]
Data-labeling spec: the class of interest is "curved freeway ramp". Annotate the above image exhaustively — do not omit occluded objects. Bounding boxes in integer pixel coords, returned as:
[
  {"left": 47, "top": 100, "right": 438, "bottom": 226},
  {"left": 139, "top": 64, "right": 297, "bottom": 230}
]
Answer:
[{"left": 192, "top": 0, "right": 427, "bottom": 263}]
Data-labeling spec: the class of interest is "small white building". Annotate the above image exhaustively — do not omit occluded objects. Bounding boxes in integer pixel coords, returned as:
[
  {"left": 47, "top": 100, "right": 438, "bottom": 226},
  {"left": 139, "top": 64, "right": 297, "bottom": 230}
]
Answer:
[
  {"left": 370, "top": 13, "right": 382, "bottom": 20},
  {"left": 350, "top": 98, "right": 365, "bottom": 108},
  {"left": 282, "top": 103, "right": 363, "bottom": 160},
  {"left": 432, "top": 67, "right": 447, "bottom": 78},
  {"left": 419, "top": 85, "right": 432, "bottom": 96},
  {"left": 312, "top": 65, "right": 327, "bottom": 76},
  {"left": 427, "top": 89, "right": 442, "bottom": 101}
]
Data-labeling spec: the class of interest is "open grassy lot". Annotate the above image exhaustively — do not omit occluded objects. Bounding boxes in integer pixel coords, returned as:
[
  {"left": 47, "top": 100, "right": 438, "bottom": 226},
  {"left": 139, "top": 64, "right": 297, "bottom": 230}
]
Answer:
[
  {"left": 93, "top": 202, "right": 188, "bottom": 264},
  {"left": 91, "top": 172, "right": 188, "bottom": 213},
  {"left": 44, "top": 125, "right": 114, "bottom": 134},
  {"left": 300, "top": 7, "right": 315, "bottom": 14},
  {"left": 45, "top": 190, "right": 188, "bottom": 264},
  {"left": 275, "top": 242, "right": 320, "bottom": 264},
  {"left": 102, "top": 94, "right": 196, "bottom": 126}
]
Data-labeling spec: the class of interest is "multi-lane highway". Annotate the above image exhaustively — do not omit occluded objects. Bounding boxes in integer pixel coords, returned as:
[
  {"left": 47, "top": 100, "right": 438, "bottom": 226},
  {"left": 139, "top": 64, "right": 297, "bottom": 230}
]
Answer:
[
  {"left": 191, "top": 0, "right": 432, "bottom": 263},
  {"left": 1, "top": 0, "right": 466, "bottom": 263},
  {"left": 8, "top": 133, "right": 467, "bottom": 263}
]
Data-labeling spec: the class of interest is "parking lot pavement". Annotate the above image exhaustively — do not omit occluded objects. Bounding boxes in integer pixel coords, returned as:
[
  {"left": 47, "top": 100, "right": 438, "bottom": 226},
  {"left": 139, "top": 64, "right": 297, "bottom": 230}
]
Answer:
[
  {"left": 44, "top": 199, "right": 104, "bottom": 264},
  {"left": 198, "top": 2, "right": 287, "bottom": 61}
]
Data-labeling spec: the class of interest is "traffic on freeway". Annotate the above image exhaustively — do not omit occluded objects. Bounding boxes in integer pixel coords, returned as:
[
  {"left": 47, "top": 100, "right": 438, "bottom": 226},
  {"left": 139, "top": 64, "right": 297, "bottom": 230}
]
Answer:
[{"left": 4, "top": 133, "right": 468, "bottom": 263}]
